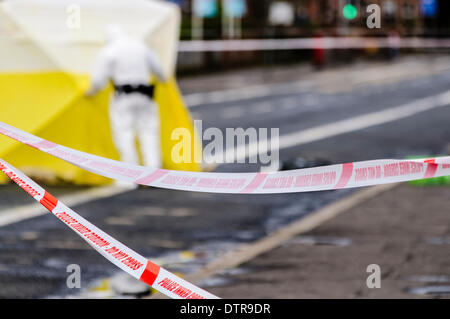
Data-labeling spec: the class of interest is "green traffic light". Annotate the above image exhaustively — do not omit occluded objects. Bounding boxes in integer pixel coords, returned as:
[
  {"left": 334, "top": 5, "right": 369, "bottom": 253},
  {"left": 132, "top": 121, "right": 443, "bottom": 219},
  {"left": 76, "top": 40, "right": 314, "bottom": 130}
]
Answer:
[{"left": 343, "top": 4, "right": 358, "bottom": 20}]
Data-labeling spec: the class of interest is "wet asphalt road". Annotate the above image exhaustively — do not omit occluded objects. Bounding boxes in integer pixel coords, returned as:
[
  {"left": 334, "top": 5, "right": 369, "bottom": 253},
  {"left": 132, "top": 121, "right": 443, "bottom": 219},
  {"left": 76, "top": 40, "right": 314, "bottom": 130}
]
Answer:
[{"left": 0, "top": 58, "right": 450, "bottom": 298}]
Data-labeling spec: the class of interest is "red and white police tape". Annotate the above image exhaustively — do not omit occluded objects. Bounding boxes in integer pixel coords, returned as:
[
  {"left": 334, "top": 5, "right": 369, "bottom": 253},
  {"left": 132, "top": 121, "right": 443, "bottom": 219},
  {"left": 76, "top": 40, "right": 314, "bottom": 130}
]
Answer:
[
  {"left": 0, "top": 158, "right": 219, "bottom": 299},
  {"left": 0, "top": 121, "right": 449, "bottom": 194}
]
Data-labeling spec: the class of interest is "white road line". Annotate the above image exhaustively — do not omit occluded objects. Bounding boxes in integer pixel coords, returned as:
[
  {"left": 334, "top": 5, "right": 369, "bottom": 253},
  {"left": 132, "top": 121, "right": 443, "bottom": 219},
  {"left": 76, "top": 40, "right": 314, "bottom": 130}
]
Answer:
[
  {"left": 185, "top": 81, "right": 311, "bottom": 108},
  {"left": 3, "top": 90, "right": 450, "bottom": 227},
  {"left": 0, "top": 185, "right": 131, "bottom": 227},
  {"left": 184, "top": 59, "right": 450, "bottom": 108},
  {"left": 217, "top": 89, "right": 450, "bottom": 163}
]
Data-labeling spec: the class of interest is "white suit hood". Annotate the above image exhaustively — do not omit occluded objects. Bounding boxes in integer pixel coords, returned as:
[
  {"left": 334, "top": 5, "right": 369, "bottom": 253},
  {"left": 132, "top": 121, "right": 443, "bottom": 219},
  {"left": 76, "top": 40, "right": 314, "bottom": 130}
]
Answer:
[
  {"left": 88, "top": 25, "right": 167, "bottom": 94},
  {"left": 105, "top": 25, "right": 127, "bottom": 44}
]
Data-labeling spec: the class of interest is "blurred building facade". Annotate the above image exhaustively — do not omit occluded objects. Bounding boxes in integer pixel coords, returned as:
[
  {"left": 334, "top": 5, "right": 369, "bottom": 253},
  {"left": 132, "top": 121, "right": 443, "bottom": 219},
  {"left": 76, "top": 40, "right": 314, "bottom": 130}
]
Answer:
[
  {"left": 3, "top": 0, "right": 444, "bottom": 72},
  {"left": 170, "top": 0, "right": 450, "bottom": 72},
  {"left": 170, "top": 0, "right": 450, "bottom": 39},
  {"left": 1, "top": 0, "right": 447, "bottom": 37}
]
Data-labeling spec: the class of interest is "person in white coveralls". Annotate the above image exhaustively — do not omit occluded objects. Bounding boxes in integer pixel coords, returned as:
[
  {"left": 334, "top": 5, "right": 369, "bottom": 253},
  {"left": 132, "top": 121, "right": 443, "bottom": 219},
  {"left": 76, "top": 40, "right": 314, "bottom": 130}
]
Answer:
[{"left": 86, "top": 25, "right": 167, "bottom": 171}]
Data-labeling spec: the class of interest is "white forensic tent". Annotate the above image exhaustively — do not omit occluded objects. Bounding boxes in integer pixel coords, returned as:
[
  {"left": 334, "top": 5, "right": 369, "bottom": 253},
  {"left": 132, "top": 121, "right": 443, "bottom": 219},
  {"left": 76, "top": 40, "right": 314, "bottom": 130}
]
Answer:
[{"left": 0, "top": 0, "right": 202, "bottom": 185}]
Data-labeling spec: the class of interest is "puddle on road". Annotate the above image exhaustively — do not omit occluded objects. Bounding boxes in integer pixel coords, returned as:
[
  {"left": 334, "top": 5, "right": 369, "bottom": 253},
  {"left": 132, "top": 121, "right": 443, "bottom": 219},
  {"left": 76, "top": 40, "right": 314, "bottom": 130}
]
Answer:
[
  {"left": 287, "top": 236, "right": 353, "bottom": 247},
  {"left": 425, "top": 237, "right": 450, "bottom": 245},
  {"left": 197, "top": 276, "right": 233, "bottom": 288},
  {"left": 44, "top": 258, "right": 69, "bottom": 269},
  {"left": 406, "top": 275, "right": 450, "bottom": 297},
  {"left": 408, "top": 286, "right": 450, "bottom": 296},
  {"left": 197, "top": 267, "right": 252, "bottom": 289},
  {"left": 217, "top": 267, "right": 251, "bottom": 277},
  {"left": 233, "top": 230, "right": 261, "bottom": 241}
]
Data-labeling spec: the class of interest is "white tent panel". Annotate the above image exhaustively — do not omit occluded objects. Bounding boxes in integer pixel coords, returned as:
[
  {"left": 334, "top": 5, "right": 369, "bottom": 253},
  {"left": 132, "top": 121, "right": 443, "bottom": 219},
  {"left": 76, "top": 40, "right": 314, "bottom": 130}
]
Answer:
[{"left": 0, "top": 0, "right": 180, "bottom": 76}]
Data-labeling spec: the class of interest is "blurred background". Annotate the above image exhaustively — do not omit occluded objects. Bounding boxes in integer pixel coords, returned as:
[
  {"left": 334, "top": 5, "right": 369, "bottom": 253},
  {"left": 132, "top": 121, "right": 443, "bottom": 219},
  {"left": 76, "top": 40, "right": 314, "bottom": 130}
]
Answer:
[{"left": 174, "top": 0, "right": 450, "bottom": 73}]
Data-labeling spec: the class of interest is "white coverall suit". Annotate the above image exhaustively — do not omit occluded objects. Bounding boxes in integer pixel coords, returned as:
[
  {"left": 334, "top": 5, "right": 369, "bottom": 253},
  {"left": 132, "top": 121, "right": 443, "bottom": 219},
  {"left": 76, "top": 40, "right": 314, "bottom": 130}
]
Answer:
[{"left": 87, "top": 26, "right": 167, "bottom": 168}]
